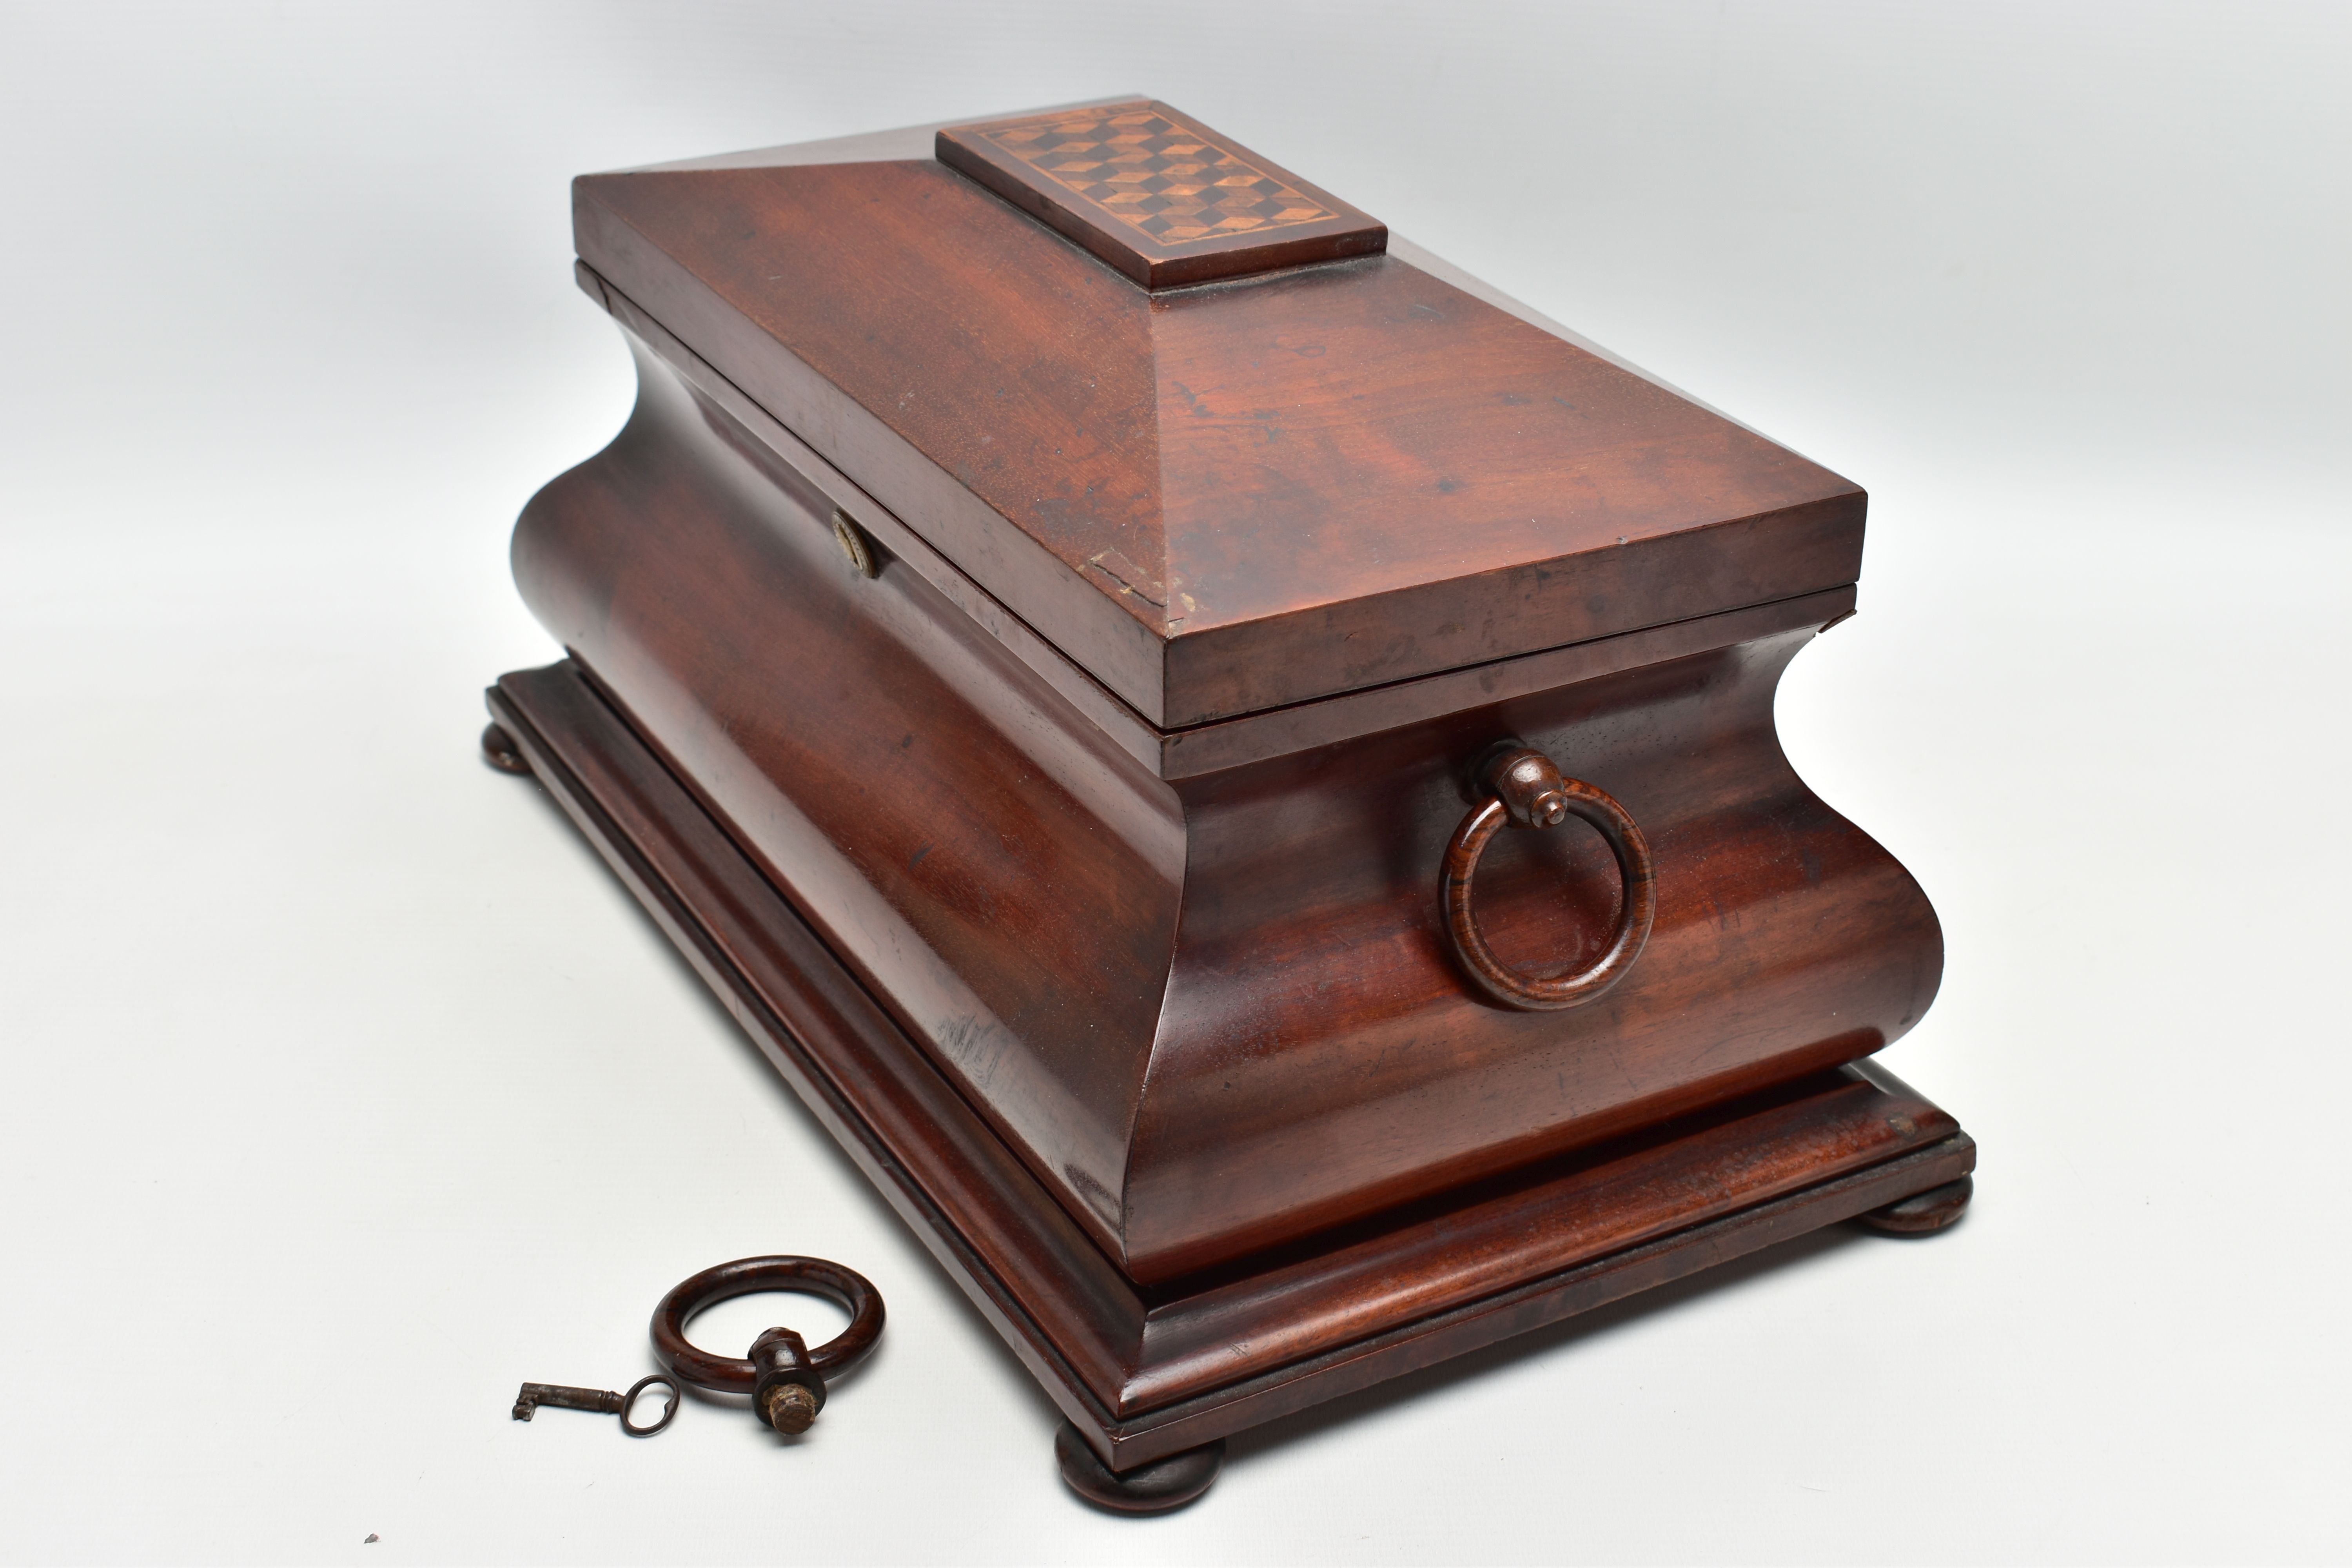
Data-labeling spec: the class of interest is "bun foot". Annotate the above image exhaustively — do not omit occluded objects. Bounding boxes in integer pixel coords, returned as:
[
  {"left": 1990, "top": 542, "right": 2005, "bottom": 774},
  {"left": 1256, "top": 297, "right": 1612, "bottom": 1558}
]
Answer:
[
  {"left": 1858, "top": 1174, "right": 1972, "bottom": 1235},
  {"left": 1054, "top": 1422, "right": 1224, "bottom": 1515},
  {"left": 481, "top": 722, "right": 531, "bottom": 775}
]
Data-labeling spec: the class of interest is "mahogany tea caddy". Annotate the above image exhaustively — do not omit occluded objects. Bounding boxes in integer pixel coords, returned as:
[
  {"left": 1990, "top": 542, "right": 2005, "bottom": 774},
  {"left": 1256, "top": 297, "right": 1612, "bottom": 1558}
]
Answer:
[{"left": 483, "top": 99, "right": 1973, "bottom": 1512}]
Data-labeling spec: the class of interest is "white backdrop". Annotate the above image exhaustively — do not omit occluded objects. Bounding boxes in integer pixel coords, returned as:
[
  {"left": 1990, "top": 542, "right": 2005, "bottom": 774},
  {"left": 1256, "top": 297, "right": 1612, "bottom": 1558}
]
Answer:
[{"left": 3, "top": 3, "right": 2345, "bottom": 1563}]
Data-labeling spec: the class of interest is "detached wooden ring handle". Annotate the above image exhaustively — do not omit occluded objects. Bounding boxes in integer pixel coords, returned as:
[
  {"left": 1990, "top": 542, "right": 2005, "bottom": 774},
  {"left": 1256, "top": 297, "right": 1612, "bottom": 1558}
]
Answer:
[
  {"left": 1441, "top": 747, "right": 1657, "bottom": 1010},
  {"left": 649, "top": 1255, "right": 885, "bottom": 1393}
]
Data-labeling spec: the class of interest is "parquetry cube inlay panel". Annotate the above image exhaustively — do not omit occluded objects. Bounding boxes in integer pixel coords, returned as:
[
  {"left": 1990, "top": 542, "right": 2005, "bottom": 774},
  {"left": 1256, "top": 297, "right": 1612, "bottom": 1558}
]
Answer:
[{"left": 936, "top": 99, "right": 1386, "bottom": 288}]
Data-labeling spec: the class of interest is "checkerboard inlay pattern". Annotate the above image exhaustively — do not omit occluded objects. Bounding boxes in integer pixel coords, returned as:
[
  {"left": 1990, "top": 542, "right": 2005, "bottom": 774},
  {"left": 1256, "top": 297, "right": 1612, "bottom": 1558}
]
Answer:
[{"left": 976, "top": 106, "right": 1334, "bottom": 245}]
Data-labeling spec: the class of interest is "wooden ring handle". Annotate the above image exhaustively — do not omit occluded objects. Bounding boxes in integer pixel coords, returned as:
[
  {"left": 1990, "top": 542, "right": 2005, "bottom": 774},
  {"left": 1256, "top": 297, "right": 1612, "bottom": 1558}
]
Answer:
[
  {"left": 649, "top": 1255, "right": 886, "bottom": 1394},
  {"left": 1441, "top": 747, "right": 1657, "bottom": 1010}
]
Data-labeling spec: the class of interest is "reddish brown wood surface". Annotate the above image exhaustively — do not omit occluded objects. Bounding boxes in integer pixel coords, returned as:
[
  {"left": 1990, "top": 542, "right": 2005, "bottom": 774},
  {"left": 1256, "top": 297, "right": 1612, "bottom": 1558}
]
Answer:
[
  {"left": 579, "top": 267, "right": 1861, "bottom": 783},
  {"left": 935, "top": 100, "right": 1387, "bottom": 287},
  {"left": 487, "top": 659, "right": 1975, "bottom": 1470},
  {"left": 511, "top": 332, "right": 1942, "bottom": 1283},
  {"left": 503, "top": 105, "right": 1970, "bottom": 1480},
  {"left": 570, "top": 120, "right": 1865, "bottom": 727}
]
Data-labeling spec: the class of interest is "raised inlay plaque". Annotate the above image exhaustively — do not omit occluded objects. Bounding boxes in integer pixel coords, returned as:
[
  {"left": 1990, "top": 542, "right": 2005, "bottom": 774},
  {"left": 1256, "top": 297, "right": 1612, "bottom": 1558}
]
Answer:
[{"left": 936, "top": 100, "right": 1386, "bottom": 288}]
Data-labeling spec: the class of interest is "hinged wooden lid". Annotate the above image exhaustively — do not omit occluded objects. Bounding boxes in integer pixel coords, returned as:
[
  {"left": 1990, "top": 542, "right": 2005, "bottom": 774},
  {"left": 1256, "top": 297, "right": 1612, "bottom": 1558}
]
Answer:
[{"left": 571, "top": 101, "right": 1865, "bottom": 730}]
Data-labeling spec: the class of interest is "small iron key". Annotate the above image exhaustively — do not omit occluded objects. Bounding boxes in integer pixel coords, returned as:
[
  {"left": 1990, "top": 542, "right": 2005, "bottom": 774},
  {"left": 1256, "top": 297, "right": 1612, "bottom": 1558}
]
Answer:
[{"left": 511, "top": 1376, "right": 679, "bottom": 1436}]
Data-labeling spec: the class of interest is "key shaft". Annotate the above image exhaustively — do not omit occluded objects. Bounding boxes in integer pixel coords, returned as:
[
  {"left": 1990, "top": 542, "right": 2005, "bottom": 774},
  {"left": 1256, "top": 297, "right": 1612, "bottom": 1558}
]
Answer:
[{"left": 512, "top": 1381, "right": 624, "bottom": 1421}]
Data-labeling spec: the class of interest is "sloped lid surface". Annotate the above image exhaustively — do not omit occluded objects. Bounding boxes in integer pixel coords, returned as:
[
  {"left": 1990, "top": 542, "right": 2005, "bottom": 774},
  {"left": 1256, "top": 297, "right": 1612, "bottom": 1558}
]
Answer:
[{"left": 572, "top": 102, "right": 1864, "bottom": 729}]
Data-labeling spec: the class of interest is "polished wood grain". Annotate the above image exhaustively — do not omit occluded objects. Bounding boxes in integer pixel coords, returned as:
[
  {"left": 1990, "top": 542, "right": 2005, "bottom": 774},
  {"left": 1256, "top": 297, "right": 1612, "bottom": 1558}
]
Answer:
[
  {"left": 486, "top": 659, "right": 1975, "bottom": 1470},
  {"left": 570, "top": 133, "right": 1864, "bottom": 726},
  {"left": 504, "top": 108, "right": 1971, "bottom": 1480},
  {"left": 936, "top": 100, "right": 1386, "bottom": 287},
  {"left": 578, "top": 265, "right": 1862, "bottom": 783},
  {"left": 512, "top": 334, "right": 1943, "bottom": 1283}
]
